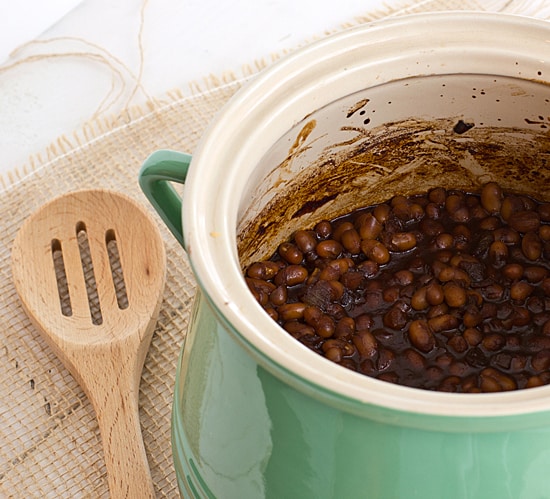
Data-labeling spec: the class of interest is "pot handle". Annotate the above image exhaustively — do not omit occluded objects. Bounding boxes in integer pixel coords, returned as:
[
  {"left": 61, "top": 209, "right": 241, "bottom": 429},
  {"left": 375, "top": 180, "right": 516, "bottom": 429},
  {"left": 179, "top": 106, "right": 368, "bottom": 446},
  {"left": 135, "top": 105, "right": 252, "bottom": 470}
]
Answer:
[{"left": 138, "top": 150, "right": 192, "bottom": 247}]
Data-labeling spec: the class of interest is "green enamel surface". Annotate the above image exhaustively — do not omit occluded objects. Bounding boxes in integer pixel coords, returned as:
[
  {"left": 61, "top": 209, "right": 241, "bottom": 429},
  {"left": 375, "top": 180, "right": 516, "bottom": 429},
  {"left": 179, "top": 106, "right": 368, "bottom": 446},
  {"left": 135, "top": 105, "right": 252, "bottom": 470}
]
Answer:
[
  {"left": 138, "top": 149, "right": 191, "bottom": 247},
  {"left": 172, "top": 293, "right": 550, "bottom": 498}
]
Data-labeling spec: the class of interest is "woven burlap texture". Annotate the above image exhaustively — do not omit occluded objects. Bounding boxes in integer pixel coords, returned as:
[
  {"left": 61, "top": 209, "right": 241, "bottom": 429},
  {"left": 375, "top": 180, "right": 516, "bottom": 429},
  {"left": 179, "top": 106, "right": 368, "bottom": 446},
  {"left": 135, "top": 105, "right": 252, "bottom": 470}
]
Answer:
[{"left": 0, "top": 1, "right": 546, "bottom": 497}]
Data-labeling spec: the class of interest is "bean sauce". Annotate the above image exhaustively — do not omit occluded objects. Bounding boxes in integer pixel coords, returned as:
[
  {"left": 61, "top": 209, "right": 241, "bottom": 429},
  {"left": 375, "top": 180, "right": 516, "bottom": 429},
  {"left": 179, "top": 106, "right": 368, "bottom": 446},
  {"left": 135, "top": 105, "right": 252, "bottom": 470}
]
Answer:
[{"left": 245, "top": 183, "right": 550, "bottom": 393}]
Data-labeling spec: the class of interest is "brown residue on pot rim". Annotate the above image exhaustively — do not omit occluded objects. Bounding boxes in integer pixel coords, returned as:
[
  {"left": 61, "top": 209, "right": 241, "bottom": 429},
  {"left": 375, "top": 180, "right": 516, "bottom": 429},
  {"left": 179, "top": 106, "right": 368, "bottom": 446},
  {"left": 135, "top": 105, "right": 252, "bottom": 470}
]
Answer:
[{"left": 237, "top": 117, "right": 550, "bottom": 268}]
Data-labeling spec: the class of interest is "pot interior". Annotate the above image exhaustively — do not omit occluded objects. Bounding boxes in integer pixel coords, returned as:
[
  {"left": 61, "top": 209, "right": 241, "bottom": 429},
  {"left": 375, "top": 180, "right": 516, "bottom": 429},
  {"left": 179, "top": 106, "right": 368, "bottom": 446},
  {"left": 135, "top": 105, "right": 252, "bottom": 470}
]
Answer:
[{"left": 237, "top": 73, "right": 550, "bottom": 267}]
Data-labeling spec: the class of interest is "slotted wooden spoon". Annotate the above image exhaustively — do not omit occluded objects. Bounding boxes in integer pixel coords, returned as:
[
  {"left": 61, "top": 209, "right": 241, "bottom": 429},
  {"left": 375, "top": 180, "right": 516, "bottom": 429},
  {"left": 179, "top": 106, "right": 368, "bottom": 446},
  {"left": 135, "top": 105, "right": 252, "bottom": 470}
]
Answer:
[{"left": 11, "top": 190, "right": 166, "bottom": 498}]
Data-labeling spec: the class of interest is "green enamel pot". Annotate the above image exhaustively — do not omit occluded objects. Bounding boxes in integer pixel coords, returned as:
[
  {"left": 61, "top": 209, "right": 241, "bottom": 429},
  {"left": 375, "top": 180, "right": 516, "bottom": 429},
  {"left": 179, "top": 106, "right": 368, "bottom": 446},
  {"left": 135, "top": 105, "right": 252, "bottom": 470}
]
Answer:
[{"left": 139, "top": 12, "right": 550, "bottom": 498}]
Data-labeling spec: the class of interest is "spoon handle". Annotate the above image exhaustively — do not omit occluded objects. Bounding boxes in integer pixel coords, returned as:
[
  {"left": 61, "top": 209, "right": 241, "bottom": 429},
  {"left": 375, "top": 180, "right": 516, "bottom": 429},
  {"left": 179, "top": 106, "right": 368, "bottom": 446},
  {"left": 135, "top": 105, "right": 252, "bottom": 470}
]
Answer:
[{"left": 95, "top": 383, "right": 156, "bottom": 499}]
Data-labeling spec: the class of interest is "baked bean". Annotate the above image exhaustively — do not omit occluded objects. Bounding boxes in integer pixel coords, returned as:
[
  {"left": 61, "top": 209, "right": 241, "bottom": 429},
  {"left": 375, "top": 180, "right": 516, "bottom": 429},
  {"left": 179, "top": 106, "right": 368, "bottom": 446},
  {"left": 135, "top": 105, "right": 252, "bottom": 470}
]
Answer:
[
  {"left": 500, "top": 195, "right": 524, "bottom": 221},
  {"left": 464, "top": 327, "right": 483, "bottom": 346},
  {"left": 510, "top": 281, "right": 534, "bottom": 302},
  {"left": 481, "top": 181, "right": 503, "bottom": 214},
  {"left": 479, "top": 216, "right": 501, "bottom": 230},
  {"left": 317, "top": 315, "right": 337, "bottom": 339},
  {"left": 522, "top": 231, "right": 542, "bottom": 261},
  {"left": 332, "top": 221, "right": 355, "bottom": 242},
  {"left": 341, "top": 229, "right": 361, "bottom": 254},
  {"left": 448, "top": 335, "right": 468, "bottom": 353},
  {"left": 540, "top": 225, "right": 550, "bottom": 241},
  {"left": 278, "top": 302, "right": 307, "bottom": 321},
  {"left": 524, "top": 266, "right": 548, "bottom": 283},
  {"left": 335, "top": 317, "right": 356, "bottom": 339},
  {"left": 489, "top": 241, "right": 508, "bottom": 267},
  {"left": 353, "top": 330, "right": 378, "bottom": 358},
  {"left": 502, "top": 263, "right": 524, "bottom": 280},
  {"left": 270, "top": 285, "right": 288, "bottom": 306},
  {"left": 493, "top": 227, "right": 520, "bottom": 244},
  {"left": 275, "top": 265, "right": 308, "bottom": 286},
  {"left": 316, "top": 239, "right": 343, "bottom": 259},
  {"left": 481, "top": 333, "right": 506, "bottom": 352},
  {"left": 356, "top": 213, "right": 383, "bottom": 240},
  {"left": 403, "top": 348, "right": 427, "bottom": 370},
  {"left": 428, "top": 314, "right": 459, "bottom": 333},
  {"left": 278, "top": 242, "right": 303, "bottom": 264},
  {"left": 391, "top": 232, "right": 417, "bottom": 251},
  {"left": 383, "top": 305, "right": 408, "bottom": 330},
  {"left": 411, "top": 287, "right": 428, "bottom": 310},
  {"left": 315, "top": 220, "right": 332, "bottom": 239},
  {"left": 480, "top": 367, "right": 517, "bottom": 392},
  {"left": 284, "top": 321, "right": 315, "bottom": 339},
  {"left": 443, "top": 282, "right": 467, "bottom": 308},
  {"left": 508, "top": 210, "right": 541, "bottom": 233},
  {"left": 361, "top": 239, "right": 390, "bottom": 264},
  {"left": 247, "top": 261, "right": 281, "bottom": 280},
  {"left": 408, "top": 320, "right": 435, "bottom": 352},
  {"left": 294, "top": 230, "right": 317, "bottom": 253},
  {"left": 373, "top": 203, "right": 391, "bottom": 223}
]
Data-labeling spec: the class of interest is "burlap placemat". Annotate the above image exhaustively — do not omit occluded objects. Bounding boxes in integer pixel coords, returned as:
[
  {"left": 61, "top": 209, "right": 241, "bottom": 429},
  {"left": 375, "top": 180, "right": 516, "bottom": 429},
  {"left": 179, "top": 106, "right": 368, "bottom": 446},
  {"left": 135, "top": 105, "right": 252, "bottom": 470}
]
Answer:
[{"left": 0, "top": 1, "right": 546, "bottom": 497}]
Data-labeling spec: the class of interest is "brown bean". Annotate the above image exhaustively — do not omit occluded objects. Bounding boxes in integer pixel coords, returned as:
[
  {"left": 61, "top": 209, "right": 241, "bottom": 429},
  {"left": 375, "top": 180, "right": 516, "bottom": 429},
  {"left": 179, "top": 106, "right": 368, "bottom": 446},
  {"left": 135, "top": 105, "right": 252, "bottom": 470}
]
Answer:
[
  {"left": 284, "top": 321, "right": 315, "bottom": 339},
  {"left": 428, "top": 314, "right": 459, "bottom": 333},
  {"left": 352, "top": 331, "right": 378, "bottom": 358},
  {"left": 294, "top": 230, "right": 317, "bottom": 253},
  {"left": 316, "top": 315, "right": 337, "bottom": 338},
  {"left": 278, "top": 242, "right": 303, "bottom": 264},
  {"left": 315, "top": 220, "right": 332, "bottom": 239},
  {"left": 481, "top": 182, "right": 503, "bottom": 214},
  {"left": 526, "top": 376, "right": 545, "bottom": 388},
  {"left": 481, "top": 333, "right": 505, "bottom": 352},
  {"left": 500, "top": 195, "right": 524, "bottom": 221},
  {"left": 275, "top": 265, "right": 309, "bottom": 286},
  {"left": 425, "top": 203, "right": 442, "bottom": 220},
  {"left": 316, "top": 239, "right": 343, "bottom": 259},
  {"left": 531, "top": 350, "right": 550, "bottom": 371},
  {"left": 391, "top": 232, "right": 417, "bottom": 251},
  {"left": 335, "top": 317, "right": 356, "bottom": 339},
  {"left": 377, "top": 348, "right": 396, "bottom": 371},
  {"left": 427, "top": 303, "right": 450, "bottom": 320},
  {"left": 539, "top": 225, "right": 550, "bottom": 241},
  {"left": 508, "top": 210, "right": 541, "bottom": 233},
  {"left": 373, "top": 203, "right": 391, "bottom": 223},
  {"left": 270, "top": 285, "right": 288, "bottom": 306},
  {"left": 437, "top": 266, "right": 471, "bottom": 285},
  {"left": 524, "top": 266, "right": 548, "bottom": 283},
  {"left": 303, "top": 305, "right": 322, "bottom": 325},
  {"left": 278, "top": 302, "right": 307, "bottom": 321},
  {"left": 428, "top": 187, "right": 446, "bottom": 205},
  {"left": 403, "top": 348, "right": 427, "bottom": 370},
  {"left": 411, "top": 287, "right": 428, "bottom": 310},
  {"left": 355, "top": 314, "right": 374, "bottom": 331},
  {"left": 464, "top": 327, "right": 483, "bottom": 346},
  {"left": 356, "top": 213, "right": 383, "bottom": 240},
  {"left": 383, "top": 305, "right": 408, "bottom": 330},
  {"left": 538, "top": 203, "right": 550, "bottom": 222},
  {"left": 332, "top": 221, "right": 355, "bottom": 242},
  {"left": 408, "top": 320, "right": 435, "bottom": 352},
  {"left": 443, "top": 282, "right": 467, "bottom": 308},
  {"left": 394, "top": 269, "right": 415, "bottom": 286},
  {"left": 447, "top": 335, "right": 468, "bottom": 353},
  {"left": 340, "top": 229, "right": 361, "bottom": 254},
  {"left": 446, "top": 194, "right": 470, "bottom": 222},
  {"left": 479, "top": 216, "right": 501, "bottom": 230},
  {"left": 480, "top": 367, "right": 517, "bottom": 392},
  {"left": 502, "top": 263, "right": 524, "bottom": 280},
  {"left": 361, "top": 239, "right": 390, "bottom": 265},
  {"left": 488, "top": 241, "right": 508, "bottom": 267},
  {"left": 522, "top": 231, "right": 542, "bottom": 261},
  {"left": 247, "top": 261, "right": 281, "bottom": 280},
  {"left": 435, "top": 233, "right": 454, "bottom": 249},
  {"left": 510, "top": 281, "right": 534, "bottom": 302},
  {"left": 493, "top": 227, "right": 520, "bottom": 244},
  {"left": 383, "top": 285, "right": 400, "bottom": 303}
]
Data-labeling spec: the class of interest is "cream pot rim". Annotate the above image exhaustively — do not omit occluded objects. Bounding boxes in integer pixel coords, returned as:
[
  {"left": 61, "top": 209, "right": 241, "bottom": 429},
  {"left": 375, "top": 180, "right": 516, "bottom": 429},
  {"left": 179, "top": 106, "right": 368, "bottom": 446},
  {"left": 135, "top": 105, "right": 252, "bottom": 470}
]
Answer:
[{"left": 182, "top": 11, "right": 550, "bottom": 417}]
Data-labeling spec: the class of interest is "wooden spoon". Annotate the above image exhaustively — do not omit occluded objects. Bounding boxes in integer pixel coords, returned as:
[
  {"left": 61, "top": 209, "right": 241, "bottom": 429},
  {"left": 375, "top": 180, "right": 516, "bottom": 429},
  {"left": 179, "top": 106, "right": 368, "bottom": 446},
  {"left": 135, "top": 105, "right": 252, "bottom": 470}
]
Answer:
[{"left": 11, "top": 190, "right": 166, "bottom": 498}]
